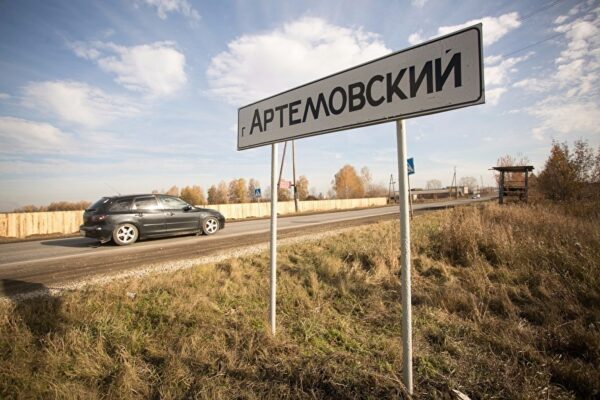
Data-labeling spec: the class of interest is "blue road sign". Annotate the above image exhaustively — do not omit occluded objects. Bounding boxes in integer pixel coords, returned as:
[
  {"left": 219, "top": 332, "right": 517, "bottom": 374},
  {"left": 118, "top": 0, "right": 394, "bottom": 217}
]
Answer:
[
  {"left": 407, "top": 158, "right": 415, "bottom": 175},
  {"left": 254, "top": 188, "right": 262, "bottom": 197}
]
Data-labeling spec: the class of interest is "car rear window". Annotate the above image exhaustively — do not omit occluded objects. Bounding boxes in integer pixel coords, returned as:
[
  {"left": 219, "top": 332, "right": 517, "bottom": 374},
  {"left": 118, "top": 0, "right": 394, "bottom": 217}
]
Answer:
[
  {"left": 88, "top": 197, "right": 110, "bottom": 211},
  {"left": 133, "top": 196, "right": 159, "bottom": 211},
  {"left": 109, "top": 198, "right": 132, "bottom": 212}
]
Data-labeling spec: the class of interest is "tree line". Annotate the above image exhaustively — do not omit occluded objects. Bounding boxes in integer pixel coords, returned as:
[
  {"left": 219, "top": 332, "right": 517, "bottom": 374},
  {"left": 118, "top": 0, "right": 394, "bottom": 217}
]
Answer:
[{"left": 11, "top": 165, "right": 399, "bottom": 212}]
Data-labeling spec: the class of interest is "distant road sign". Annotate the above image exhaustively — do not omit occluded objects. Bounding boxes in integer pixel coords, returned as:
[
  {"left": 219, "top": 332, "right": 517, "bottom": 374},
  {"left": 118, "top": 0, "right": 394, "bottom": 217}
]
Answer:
[
  {"left": 407, "top": 158, "right": 415, "bottom": 175},
  {"left": 238, "top": 24, "right": 484, "bottom": 150},
  {"left": 254, "top": 188, "right": 261, "bottom": 197},
  {"left": 279, "top": 180, "right": 291, "bottom": 189}
]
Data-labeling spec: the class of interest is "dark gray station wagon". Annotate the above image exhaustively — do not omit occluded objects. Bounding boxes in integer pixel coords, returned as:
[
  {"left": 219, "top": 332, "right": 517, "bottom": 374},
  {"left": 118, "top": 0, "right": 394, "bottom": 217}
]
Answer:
[{"left": 80, "top": 194, "right": 225, "bottom": 245}]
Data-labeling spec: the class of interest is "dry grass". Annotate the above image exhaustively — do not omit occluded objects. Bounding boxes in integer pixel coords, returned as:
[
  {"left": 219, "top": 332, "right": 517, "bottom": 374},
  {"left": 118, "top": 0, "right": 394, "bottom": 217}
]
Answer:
[{"left": 0, "top": 201, "right": 598, "bottom": 399}]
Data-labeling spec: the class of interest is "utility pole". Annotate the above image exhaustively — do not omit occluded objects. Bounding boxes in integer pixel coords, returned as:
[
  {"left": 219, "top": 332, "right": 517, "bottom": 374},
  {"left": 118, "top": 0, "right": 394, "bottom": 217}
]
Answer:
[
  {"left": 451, "top": 166, "right": 458, "bottom": 198},
  {"left": 292, "top": 140, "right": 299, "bottom": 212},
  {"left": 278, "top": 142, "right": 288, "bottom": 185},
  {"left": 388, "top": 174, "right": 397, "bottom": 203}
]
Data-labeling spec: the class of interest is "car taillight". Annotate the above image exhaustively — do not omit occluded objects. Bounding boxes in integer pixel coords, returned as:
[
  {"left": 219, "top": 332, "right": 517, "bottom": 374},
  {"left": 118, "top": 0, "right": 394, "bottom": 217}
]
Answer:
[{"left": 91, "top": 214, "right": 107, "bottom": 223}]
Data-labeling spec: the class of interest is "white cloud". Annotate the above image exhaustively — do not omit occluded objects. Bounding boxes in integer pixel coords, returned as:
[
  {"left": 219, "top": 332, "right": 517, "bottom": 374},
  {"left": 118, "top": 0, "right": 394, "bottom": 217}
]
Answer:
[
  {"left": 140, "top": 0, "right": 199, "bottom": 21},
  {"left": 484, "top": 53, "right": 530, "bottom": 87},
  {"left": 0, "top": 93, "right": 10, "bottom": 100},
  {"left": 486, "top": 87, "right": 507, "bottom": 106},
  {"left": 555, "top": 20, "right": 599, "bottom": 63},
  {"left": 529, "top": 97, "right": 600, "bottom": 140},
  {"left": 206, "top": 17, "right": 391, "bottom": 105},
  {"left": 521, "top": 6, "right": 600, "bottom": 140},
  {"left": 22, "top": 81, "right": 139, "bottom": 128},
  {"left": 408, "top": 12, "right": 521, "bottom": 47},
  {"left": 411, "top": 0, "right": 428, "bottom": 8},
  {"left": 0, "top": 117, "right": 72, "bottom": 153},
  {"left": 408, "top": 32, "right": 424, "bottom": 45},
  {"left": 72, "top": 41, "right": 187, "bottom": 97},
  {"left": 479, "top": 53, "right": 529, "bottom": 106},
  {"left": 70, "top": 41, "right": 100, "bottom": 60},
  {"left": 512, "top": 78, "right": 552, "bottom": 92},
  {"left": 554, "top": 15, "right": 568, "bottom": 24}
]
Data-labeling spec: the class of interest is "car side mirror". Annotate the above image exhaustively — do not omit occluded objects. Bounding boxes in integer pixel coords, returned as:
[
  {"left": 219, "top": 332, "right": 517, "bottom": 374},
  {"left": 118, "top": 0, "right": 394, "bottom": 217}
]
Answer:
[{"left": 183, "top": 205, "right": 193, "bottom": 211}]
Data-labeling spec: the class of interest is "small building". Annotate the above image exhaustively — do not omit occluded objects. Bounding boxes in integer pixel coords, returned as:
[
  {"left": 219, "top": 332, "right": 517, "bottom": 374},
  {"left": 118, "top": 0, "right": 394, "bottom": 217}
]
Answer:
[{"left": 492, "top": 165, "right": 534, "bottom": 204}]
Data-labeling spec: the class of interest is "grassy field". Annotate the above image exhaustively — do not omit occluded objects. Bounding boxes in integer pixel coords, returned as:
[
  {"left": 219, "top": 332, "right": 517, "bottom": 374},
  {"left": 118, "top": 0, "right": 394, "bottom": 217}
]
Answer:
[{"left": 1, "top": 202, "right": 598, "bottom": 399}]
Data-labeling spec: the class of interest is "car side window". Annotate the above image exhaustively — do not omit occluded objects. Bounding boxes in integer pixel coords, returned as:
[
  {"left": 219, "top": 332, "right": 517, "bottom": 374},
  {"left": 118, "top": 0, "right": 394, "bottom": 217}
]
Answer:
[
  {"left": 160, "top": 196, "right": 189, "bottom": 209},
  {"left": 109, "top": 198, "right": 132, "bottom": 212},
  {"left": 133, "top": 196, "right": 159, "bottom": 211}
]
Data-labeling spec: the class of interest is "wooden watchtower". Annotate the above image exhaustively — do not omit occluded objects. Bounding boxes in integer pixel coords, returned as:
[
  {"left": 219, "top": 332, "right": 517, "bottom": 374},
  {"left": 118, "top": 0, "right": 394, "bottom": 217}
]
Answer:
[{"left": 492, "top": 166, "right": 534, "bottom": 204}]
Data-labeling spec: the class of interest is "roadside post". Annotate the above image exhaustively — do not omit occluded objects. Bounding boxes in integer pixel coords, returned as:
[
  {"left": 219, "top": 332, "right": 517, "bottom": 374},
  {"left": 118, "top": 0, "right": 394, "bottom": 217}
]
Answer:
[
  {"left": 270, "top": 144, "right": 278, "bottom": 334},
  {"left": 397, "top": 121, "right": 412, "bottom": 392},
  {"left": 407, "top": 157, "right": 415, "bottom": 219},
  {"left": 237, "top": 24, "right": 484, "bottom": 394}
]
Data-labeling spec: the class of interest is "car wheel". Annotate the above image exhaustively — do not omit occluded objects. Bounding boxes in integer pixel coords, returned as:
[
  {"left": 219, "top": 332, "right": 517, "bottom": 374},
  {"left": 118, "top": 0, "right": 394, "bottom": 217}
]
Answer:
[
  {"left": 202, "top": 217, "right": 219, "bottom": 235},
  {"left": 113, "top": 223, "right": 139, "bottom": 245}
]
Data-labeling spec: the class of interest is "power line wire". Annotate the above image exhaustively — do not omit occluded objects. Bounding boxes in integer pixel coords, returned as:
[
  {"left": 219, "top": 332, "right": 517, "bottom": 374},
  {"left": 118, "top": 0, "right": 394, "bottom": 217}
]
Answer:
[
  {"left": 518, "top": 0, "right": 564, "bottom": 23},
  {"left": 501, "top": 31, "right": 565, "bottom": 58},
  {"left": 497, "top": 0, "right": 594, "bottom": 58}
]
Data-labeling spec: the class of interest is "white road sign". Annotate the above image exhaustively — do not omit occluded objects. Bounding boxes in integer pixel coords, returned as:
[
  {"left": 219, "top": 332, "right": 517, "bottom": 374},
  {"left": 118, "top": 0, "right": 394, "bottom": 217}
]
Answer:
[{"left": 238, "top": 24, "right": 484, "bottom": 150}]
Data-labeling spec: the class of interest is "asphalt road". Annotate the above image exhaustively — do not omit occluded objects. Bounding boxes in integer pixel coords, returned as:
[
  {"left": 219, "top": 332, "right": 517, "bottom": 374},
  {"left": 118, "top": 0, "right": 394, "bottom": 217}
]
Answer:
[{"left": 0, "top": 197, "right": 492, "bottom": 297}]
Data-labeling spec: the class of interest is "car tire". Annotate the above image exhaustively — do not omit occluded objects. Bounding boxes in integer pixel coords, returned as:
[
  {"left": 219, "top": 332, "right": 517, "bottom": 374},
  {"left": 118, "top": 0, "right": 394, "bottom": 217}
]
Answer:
[
  {"left": 112, "top": 223, "right": 139, "bottom": 246},
  {"left": 201, "top": 217, "right": 219, "bottom": 235}
]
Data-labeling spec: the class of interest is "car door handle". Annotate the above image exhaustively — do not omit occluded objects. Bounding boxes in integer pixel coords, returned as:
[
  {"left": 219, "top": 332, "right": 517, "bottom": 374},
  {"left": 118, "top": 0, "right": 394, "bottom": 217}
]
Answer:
[
  {"left": 166, "top": 212, "right": 175, "bottom": 216},
  {"left": 135, "top": 213, "right": 144, "bottom": 217}
]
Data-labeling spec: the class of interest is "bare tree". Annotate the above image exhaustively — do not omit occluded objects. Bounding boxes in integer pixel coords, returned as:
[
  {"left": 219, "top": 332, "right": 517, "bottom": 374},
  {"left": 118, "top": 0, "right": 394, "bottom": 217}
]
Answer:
[
  {"left": 426, "top": 179, "right": 442, "bottom": 190},
  {"left": 459, "top": 176, "right": 478, "bottom": 192},
  {"left": 247, "top": 178, "right": 260, "bottom": 201},
  {"left": 295, "top": 175, "right": 309, "bottom": 200}
]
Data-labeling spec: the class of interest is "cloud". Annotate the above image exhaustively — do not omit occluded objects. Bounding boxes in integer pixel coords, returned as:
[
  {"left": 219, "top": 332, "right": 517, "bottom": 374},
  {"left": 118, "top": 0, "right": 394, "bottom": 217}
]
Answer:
[
  {"left": 408, "top": 32, "right": 424, "bottom": 45},
  {"left": 408, "top": 12, "right": 521, "bottom": 46},
  {"left": 516, "top": 5, "right": 600, "bottom": 139},
  {"left": 554, "top": 15, "right": 569, "bottom": 24},
  {"left": 140, "top": 0, "right": 200, "bottom": 21},
  {"left": 555, "top": 20, "right": 599, "bottom": 64},
  {"left": 0, "top": 117, "right": 72, "bottom": 153},
  {"left": 206, "top": 17, "right": 391, "bottom": 105},
  {"left": 484, "top": 53, "right": 530, "bottom": 87},
  {"left": 529, "top": 97, "right": 600, "bottom": 140},
  {"left": 512, "top": 78, "right": 552, "bottom": 92},
  {"left": 486, "top": 87, "right": 507, "bottom": 106},
  {"left": 72, "top": 41, "right": 187, "bottom": 97},
  {"left": 22, "top": 81, "right": 140, "bottom": 128},
  {"left": 411, "top": 0, "right": 428, "bottom": 8},
  {"left": 0, "top": 93, "right": 10, "bottom": 100},
  {"left": 478, "top": 53, "right": 529, "bottom": 106}
]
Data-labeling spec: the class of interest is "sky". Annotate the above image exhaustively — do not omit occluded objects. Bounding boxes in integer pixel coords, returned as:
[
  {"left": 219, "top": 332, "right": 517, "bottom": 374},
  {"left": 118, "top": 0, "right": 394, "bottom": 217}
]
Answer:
[{"left": 0, "top": 0, "right": 598, "bottom": 210}]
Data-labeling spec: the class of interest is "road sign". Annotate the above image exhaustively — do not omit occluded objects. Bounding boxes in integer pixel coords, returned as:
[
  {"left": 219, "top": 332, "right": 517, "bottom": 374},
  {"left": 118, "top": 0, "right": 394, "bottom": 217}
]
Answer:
[
  {"left": 237, "top": 25, "right": 486, "bottom": 396},
  {"left": 407, "top": 158, "right": 415, "bottom": 175},
  {"left": 254, "top": 188, "right": 261, "bottom": 198},
  {"left": 279, "top": 180, "right": 291, "bottom": 189},
  {"left": 238, "top": 24, "right": 483, "bottom": 150}
]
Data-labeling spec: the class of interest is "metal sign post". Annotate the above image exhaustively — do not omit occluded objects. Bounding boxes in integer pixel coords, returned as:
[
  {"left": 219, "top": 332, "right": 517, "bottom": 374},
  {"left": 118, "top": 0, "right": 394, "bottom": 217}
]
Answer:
[
  {"left": 270, "top": 143, "right": 278, "bottom": 334},
  {"left": 396, "top": 120, "right": 412, "bottom": 394}
]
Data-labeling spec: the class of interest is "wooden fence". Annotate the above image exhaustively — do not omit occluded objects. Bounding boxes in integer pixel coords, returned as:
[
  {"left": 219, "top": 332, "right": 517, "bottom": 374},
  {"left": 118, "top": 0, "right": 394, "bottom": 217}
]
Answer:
[{"left": 0, "top": 198, "right": 387, "bottom": 239}]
